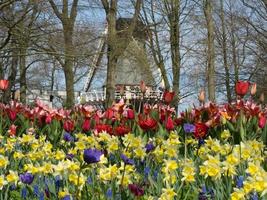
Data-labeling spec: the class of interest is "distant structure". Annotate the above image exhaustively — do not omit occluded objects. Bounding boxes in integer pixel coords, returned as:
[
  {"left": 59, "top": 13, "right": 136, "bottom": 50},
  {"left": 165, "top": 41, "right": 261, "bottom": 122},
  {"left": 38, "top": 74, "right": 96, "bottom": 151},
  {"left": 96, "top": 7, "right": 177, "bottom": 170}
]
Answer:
[
  {"left": 24, "top": 18, "right": 161, "bottom": 107},
  {"left": 83, "top": 18, "right": 156, "bottom": 93},
  {"left": 113, "top": 18, "right": 155, "bottom": 87}
]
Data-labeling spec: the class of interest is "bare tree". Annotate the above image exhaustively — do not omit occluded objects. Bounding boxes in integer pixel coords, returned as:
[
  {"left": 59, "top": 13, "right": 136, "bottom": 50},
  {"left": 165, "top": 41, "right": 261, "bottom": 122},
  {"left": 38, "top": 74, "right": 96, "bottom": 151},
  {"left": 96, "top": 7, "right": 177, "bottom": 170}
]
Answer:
[
  {"left": 48, "top": 0, "right": 79, "bottom": 108},
  {"left": 218, "top": 0, "right": 231, "bottom": 102},
  {"left": 101, "top": 0, "right": 142, "bottom": 107},
  {"left": 203, "top": 0, "right": 216, "bottom": 102}
]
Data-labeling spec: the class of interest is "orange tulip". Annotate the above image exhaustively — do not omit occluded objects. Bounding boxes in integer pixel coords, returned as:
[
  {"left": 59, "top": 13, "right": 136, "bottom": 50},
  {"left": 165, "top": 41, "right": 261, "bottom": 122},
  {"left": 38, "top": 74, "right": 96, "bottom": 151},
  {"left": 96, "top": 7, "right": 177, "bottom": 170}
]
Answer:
[
  {"left": 235, "top": 80, "right": 249, "bottom": 97},
  {"left": 198, "top": 89, "right": 205, "bottom": 103},
  {"left": 0, "top": 79, "right": 9, "bottom": 91},
  {"left": 250, "top": 83, "right": 257, "bottom": 96},
  {"left": 163, "top": 90, "right": 175, "bottom": 104}
]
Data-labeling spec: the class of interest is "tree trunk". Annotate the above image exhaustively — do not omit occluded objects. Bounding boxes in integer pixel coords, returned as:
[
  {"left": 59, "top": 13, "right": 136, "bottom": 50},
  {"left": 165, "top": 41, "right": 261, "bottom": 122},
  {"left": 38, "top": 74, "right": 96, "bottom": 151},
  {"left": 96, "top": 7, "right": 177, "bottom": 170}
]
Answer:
[
  {"left": 169, "top": 0, "right": 181, "bottom": 110},
  {"left": 103, "top": 0, "right": 142, "bottom": 107},
  {"left": 106, "top": 45, "right": 117, "bottom": 106},
  {"left": 231, "top": 31, "right": 238, "bottom": 83},
  {"left": 204, "top": 0, "right": 216, "bottom": 102},
  {"left": 4, "top": 42, "right": 18, "bottom": 103},
  {"left": 143, "top": 0, "right": 170, "bottom": 90},
  {"left": 229, "top": 4, "right": 238, "bottom": 84},
  {"left": 220, "top": 0, "right": 231, "bottom": 102},
  {"left": 105, "top": 0, "right": 117, "bottom": 107},
  {"left": 63, "top": 27, "right": 75, "bottom": 108},
  {"left": 19, "top": 48, "right": 27, "bottom": 104},
  {"left": 48, "top": 0, "right": 78, "bottom": 108},
  {"left": 159, "top": 61, "right": 170, "bottom": 89}
]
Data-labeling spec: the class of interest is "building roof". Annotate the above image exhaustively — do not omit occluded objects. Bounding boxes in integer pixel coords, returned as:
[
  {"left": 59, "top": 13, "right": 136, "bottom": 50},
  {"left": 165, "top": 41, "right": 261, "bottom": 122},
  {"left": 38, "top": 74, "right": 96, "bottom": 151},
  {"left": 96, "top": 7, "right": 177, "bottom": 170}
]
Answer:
[{"left": 116, "top": 18, "right": 148, "bottom": 40}]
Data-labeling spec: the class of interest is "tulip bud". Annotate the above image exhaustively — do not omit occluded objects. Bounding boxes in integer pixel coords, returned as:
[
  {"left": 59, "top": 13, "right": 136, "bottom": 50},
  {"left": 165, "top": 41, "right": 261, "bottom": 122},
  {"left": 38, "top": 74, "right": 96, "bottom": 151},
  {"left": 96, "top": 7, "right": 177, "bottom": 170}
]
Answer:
[
  {"left": 235, "top": 80, "right": 249, "bottom": 97},
  {"left": 163, "top": 90, "right": 175, "bottom": 104},
  {"left": 140, "top": 80, "right": 146, "bottom": 93},
  {"left": 221, "top": 116, "right": 227, "bottom": 125},
  {"left": 198, "top": 89, "right": 205, "bottom": 103},
  {"left": 127, "top": 109, "right": 135, "bottom": 119},
  {"left": 259, "top": 93, "right": 265, "bottom": 103},
  {"left": 165, "top": 116, "right": 174, "bottom": 131},
  {"left": 45, "top": 114, "right": 52, "bottom": 124},
  {"left": 82, "top": 118, "right": 91, "bottom": 132},
  {"left": 250, "top": 83, "right": 257, "bottom": 96},
  {"left": 8, "top": 124, "right": 17, "bottom": 137},
  {"left": 0, "top": 79, "right": 9, "bottom": 91},
  {"left": 258, "top": 114, "right": 266, "bottom": 129}
]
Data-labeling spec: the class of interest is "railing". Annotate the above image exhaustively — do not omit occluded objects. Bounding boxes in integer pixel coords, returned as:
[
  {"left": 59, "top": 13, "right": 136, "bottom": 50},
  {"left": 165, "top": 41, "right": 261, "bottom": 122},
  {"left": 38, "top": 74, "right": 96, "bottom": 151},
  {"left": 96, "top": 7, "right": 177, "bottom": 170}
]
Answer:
[{"left": 26, "top": 88, "right": 164, "bottom": 105}]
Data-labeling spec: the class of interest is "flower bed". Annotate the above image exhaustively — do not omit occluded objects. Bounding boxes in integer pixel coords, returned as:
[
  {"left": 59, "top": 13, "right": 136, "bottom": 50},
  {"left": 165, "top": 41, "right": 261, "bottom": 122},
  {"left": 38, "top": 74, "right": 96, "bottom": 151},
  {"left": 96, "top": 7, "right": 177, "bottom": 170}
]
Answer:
[{"left": 0, "top": 83, "right": 266, "bottom": 199}]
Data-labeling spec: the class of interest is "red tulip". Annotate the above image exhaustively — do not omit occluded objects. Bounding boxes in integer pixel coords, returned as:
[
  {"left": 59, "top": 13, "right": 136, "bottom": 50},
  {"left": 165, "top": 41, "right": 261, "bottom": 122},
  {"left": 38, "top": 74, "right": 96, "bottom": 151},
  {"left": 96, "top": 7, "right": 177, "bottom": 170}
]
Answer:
[
  {"left": 235, "top": 81, "right": 249, "bottom": 97},
  {"left": 165, "top": 116, "right": 174, "bottom": 131},
  {"left": 105, "top": 108, "right": 114, "bottom": 120},
  {"left": 160, "top": 110, "right": 166, "bottom": 123},
  {"left": 143, "top": 104, "right": 151, "bottom": 115},
  {"left": 163, "top": 90, "right": 175, "bottom": 104},
  {"left": 128, "top": 184, "right": 144, "bottom": 197},
  {"left": 8, "top": 109, "right": 17, "bottom": 121},
  {"left": 0, "top": 79, "right": 9, "bottom": 91},
  {"left": 194, "top": 122, "right": 208, "bottom": 139},
  {"left": 258, "top": 115, "right": 266, "bottom": 129},
  {"left": 127, "top": 109, "right": 135, "bottom": 119},
  {"left": 174, "top": 118, "right": 183, "bottom": 126},
  {"left": 140, "top": 80, "right": 146, "bottom": 93},
  {"left": 63, "top": 120, "right": 74, "bottom": 132},
  {"left": 114, "top": 125, "right": 130, "bottom": 136},
  {"left": 95, "top": 124, "right": 113, "bottom": 135},
  {"left": 82, "top": 118, "right": 91, "bottom": 132},
  {"left": 8, "top": 124, "right": 17, "bottom": 137},
  {"left": 45, "top": 114, "right": 52, "bottom": 124},
  {"left": 138, "top": 116, "right": 158, "bottom": 131}
]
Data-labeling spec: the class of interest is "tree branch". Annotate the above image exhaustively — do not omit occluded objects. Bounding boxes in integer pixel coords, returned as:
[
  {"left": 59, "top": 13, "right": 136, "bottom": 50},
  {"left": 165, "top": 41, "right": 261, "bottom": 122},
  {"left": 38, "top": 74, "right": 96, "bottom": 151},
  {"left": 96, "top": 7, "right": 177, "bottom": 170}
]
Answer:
[
  {"left": 127, "top": 0, "right": 142, "bottom": 37},
  {"left": 0, "top": 0, "right": 15, "bottom": 11},
  {"left": 70, "top": 0, "right": 79, "bottom": 22},
  {"left": 101, "top": 0, "right": 109, "bottom": 13},
  {"left": 48, "top": 0, "right": 63, "bottom": 21}
]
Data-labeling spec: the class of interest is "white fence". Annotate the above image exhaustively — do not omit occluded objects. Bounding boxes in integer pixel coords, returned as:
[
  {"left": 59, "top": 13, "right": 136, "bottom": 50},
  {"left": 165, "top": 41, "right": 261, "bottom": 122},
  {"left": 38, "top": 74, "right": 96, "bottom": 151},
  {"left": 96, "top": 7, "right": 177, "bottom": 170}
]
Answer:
[{"left": 26, "top": 88, "right": 163, "bottom": 106}]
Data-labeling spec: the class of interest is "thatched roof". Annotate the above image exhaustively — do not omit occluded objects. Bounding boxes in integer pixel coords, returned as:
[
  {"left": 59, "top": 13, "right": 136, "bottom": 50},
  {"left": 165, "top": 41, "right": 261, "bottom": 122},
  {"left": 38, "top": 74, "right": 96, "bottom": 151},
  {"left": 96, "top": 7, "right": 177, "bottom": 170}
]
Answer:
[{"left": 116, "top": 18, "right": 148, "bottom": 40}]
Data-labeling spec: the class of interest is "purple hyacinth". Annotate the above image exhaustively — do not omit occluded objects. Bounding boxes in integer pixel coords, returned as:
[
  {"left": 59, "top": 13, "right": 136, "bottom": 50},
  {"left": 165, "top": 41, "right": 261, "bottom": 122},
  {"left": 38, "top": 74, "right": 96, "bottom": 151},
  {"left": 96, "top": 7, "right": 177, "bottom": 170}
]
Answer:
[
  {"left": 63, "top": 132, "right": 74, "bottom": 142},
  {"left": 33, "top": 185, "right": 39, "bottom": 196},
  {"left": 62, "top": 195, "right": 71, "bottom": 200},
  {"left": 106, "top": 188, "right": 112, "bottom": 199},
  {"left": 250, "top": 192, "right": 258, "bottom": 200},
  {"left": 21, "top": 187, "right": 27, "bottom": 199},
  {"left": 198, "top": 185, "right": 208, "bottom": 200},
  {"left": 121, "top": 154, "right": 135, "bottom": 165},
  {"left": 83, "top": 148, "right": 103, "bottom": 164},
  {"left": 87, "top": 176, "right": 93, "bottom": 184},
  {"left": 145, "top": 143, "right": 155, "bottom": 153},
  {"left": 144, "top": 166, "right": 150, "bottom": 177},
  {"left": 183, "top": 123, "right": 195, "bottom": 133},
  {"left": 66, "top": 153, "right": 74, "bottom": 160},
  {"left": 198, "top": 138, "right": 205, "bottom": 146},
  {"left": 236, "top": 176, "right": 244, "bottom": 188},
  {"left": 20, "top": 173, "right": 34, "bottom": 185},
  {"left": 39, "top": 192, "right": 45, "bottom": 200}
]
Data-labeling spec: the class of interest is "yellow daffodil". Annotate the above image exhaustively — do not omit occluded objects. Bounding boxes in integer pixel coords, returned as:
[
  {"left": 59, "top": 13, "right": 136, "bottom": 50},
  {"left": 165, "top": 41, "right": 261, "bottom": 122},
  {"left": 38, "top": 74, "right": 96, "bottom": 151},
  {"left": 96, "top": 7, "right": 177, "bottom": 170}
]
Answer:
[
  {"left": 231, "top": 189, "right": 245, "bottom": 200},
  {"left": 159, "top": 188, "right": 177, "bottom": 200},
  {"left": 0, "top": 155, "right": 9, "bottom": 168},
  {"left": 0, "top": 175, "right": 7, "bottom": 190},
  {"left": 6, "top": 170, "right": 19, "bottom": 183}
]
